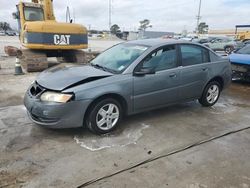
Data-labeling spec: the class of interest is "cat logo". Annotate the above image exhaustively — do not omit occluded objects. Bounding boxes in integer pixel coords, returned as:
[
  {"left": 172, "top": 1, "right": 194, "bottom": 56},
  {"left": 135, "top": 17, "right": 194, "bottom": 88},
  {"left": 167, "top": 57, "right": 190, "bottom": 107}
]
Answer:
[{"left": 54, "top": 34, "right": 71, "bottom": 45}]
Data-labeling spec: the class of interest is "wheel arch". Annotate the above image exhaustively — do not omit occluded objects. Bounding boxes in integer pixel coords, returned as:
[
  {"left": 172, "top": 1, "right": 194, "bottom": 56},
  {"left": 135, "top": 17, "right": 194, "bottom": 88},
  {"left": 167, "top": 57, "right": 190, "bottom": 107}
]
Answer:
[
  {"left": 83, "top": 93, "right": 128, "bottom": 125},
  {"left": 206, "top": 76, "right": 224, "bottom": 90}
]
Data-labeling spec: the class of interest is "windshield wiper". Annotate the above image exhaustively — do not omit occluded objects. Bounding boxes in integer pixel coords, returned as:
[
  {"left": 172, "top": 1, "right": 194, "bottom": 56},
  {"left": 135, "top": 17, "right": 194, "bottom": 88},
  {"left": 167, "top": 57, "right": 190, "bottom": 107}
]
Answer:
[
  {"left": 91, "top": 63, "right": 104, "bottom": 70},
  {"left": 91, "top": 64, "right": 118, "bottom": 74}
]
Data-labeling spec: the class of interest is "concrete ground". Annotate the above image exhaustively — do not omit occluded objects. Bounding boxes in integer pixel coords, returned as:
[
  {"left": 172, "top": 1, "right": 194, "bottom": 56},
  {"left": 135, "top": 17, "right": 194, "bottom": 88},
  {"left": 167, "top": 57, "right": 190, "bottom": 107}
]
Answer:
[{"left": 0, "top": 36, "right": 250, "bottom": 188}]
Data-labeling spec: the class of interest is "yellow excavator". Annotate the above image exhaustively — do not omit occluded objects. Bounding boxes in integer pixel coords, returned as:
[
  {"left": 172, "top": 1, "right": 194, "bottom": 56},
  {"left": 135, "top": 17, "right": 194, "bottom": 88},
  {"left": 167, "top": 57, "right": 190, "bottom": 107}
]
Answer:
[
  {"left": 235, "top": 25, "right": 250, "bottom": 42},
  {"left": 13, "top": 0, "right": 88, "bottom": 72}
]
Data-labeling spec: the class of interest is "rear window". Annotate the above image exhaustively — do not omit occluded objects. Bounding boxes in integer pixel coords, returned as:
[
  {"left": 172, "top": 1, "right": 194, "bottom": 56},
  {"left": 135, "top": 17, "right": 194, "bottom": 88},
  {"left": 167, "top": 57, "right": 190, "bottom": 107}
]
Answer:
[{"left": 180, "top": 45, "right": 210, "bottom": 66}]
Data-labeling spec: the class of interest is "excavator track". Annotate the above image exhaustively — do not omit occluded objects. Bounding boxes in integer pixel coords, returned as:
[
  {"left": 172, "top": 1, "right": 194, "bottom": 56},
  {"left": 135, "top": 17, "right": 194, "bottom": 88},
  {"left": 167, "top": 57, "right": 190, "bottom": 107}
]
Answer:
[
  {"left": 59, "top": 50, "right": 86, "bottom": 64},
  {"left": 57, "top": 50, "right": 99, "bottom": 64},
  {"left": 18, "top": 49, "right": 48, "bottom": 72},
  {"left": 17, "top": 49, "right": 98, "bottom": 73}
]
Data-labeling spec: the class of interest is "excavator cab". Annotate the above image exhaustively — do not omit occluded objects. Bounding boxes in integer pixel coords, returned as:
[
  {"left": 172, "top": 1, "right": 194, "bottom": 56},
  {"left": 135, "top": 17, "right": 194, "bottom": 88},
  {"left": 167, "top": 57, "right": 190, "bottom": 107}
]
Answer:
[
  {"left": 23, "top": 5, "right": 44, "bottom": 21},
  {"left": 235, "top": 25, "right": 250, "bottom": 42},
  {"left": 13, "top": 2, "right": 44, "bottom": 34}
]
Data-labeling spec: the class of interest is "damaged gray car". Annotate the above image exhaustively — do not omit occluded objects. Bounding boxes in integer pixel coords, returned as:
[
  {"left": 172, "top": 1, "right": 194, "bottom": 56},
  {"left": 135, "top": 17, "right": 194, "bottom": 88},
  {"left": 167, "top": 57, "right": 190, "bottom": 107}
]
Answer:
[{"left": 24, "top": 39, "right": 231, "bottom": 134}]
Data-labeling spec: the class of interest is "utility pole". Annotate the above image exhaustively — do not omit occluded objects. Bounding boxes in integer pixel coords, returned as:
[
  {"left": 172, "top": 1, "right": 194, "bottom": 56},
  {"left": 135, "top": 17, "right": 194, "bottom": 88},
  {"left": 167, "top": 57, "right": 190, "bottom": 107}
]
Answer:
[
  {"left": 109, "top": 0, "right": 112, "bottom": 32},
  {"left": 73, "top": 8, "right": 75, "bottom": 23},
  {"left": 66, "top": 6, "right": 71, "bottom": 23},
  {"left": 196, "top": 0, "right": 202, "bottom": 34}
]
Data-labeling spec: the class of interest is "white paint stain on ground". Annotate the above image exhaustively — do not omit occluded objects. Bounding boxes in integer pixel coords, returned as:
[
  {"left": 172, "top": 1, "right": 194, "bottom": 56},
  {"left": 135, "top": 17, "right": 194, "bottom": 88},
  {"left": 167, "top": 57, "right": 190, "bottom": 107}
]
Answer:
[
  {"left": 209, "top": 100, "right": 237, "bottom": 114},
  {"left": 74, "top": 123, "right": 150, "bottom": 151}
]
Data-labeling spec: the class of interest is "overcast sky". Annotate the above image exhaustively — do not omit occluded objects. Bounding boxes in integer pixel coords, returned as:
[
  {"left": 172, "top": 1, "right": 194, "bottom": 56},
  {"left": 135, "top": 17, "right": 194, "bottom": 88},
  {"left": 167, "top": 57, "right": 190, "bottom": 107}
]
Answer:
[{"left": 0, "top": 0, "right": 249, "bottom": 32}]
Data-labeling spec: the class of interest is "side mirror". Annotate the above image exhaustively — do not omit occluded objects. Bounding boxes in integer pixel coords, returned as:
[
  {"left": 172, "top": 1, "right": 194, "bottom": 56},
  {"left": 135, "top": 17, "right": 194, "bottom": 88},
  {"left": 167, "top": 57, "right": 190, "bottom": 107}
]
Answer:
[
  {"left": 134, "top": 67, "right": 155, "bottom": 76},
  {"left": 12, "top": 12, "right": 19, "bottom": 19}
]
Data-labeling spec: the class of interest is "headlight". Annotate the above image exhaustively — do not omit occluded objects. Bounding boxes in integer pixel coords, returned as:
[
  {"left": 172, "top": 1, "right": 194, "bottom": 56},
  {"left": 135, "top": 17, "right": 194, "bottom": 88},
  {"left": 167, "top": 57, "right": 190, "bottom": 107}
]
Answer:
[{"left": 40, "top": 92, "right": 73, "bottom": 103}]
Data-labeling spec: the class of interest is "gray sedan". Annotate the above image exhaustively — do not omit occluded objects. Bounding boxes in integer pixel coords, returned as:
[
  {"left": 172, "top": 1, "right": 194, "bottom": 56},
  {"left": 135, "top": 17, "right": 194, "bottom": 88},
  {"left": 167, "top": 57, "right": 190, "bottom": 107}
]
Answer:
[{"left": 24, "top": 39, "right": 231, "bottom": 134}]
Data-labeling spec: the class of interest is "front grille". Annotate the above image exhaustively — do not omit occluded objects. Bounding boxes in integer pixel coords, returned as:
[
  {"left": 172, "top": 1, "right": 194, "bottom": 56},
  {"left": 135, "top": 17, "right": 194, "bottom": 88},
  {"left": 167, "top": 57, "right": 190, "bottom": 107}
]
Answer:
[{"left": 29, "top": 82, "right": 45, "bottom": 97}]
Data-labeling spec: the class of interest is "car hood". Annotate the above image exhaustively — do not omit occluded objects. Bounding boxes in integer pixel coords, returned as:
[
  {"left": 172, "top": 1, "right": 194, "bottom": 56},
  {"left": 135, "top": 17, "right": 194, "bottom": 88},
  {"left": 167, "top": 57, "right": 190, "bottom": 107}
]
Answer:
[
  {"left": 37, "top": 64, "right": 113, "bottom": 91},
  {"left": 229, "top": 53, "right": 250, "bottom": 65}
]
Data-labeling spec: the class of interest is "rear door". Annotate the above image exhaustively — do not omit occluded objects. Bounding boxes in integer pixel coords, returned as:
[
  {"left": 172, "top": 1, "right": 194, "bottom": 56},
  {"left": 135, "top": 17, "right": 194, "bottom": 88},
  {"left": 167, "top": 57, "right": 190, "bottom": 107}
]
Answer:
[
  {"left": 179, "top": 44, "right": 210, "bottom": 100},
  {"left": 133, "top": 45, "right": 181, "bottom": 111},
  {"left": 210, "top": 38, "right": 223, "bottom": 50}
]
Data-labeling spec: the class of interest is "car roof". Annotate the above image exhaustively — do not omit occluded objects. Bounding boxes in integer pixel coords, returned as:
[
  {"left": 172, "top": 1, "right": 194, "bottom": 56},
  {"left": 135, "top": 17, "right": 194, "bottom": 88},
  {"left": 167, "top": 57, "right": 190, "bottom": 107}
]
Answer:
[{"left": 126, "top": 39, "right": 192, "bottom": 47}]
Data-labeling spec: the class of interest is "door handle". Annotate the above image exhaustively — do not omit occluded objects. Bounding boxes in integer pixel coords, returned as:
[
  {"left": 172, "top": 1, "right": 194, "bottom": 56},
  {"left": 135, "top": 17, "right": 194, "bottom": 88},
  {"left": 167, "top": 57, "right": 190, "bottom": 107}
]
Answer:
[
  {"left": 202, "top": 68, "right": 208, "bottom": 71},
  {"left": 169, "top": 73, "right": 177, "bottom": 78}
]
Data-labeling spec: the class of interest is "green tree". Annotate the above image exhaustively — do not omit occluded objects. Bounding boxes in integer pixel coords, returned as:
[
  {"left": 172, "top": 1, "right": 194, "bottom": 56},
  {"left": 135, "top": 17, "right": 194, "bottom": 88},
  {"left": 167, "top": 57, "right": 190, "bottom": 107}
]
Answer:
[
  {"left": 198, "top": 22, "right": 209, "bottom": 34},
  {"left": 139, "top": 19, "right": 152, "bottom": 31},
  {"left": 110, "top": 24, "right": 121, "bottom": 35}
]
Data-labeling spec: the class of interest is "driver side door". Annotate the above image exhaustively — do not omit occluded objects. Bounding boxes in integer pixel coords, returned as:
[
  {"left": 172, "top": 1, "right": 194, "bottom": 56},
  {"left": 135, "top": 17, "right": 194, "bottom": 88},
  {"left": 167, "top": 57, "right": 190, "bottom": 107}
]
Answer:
[{"left": 132, "top": 45, "right": 181, "bottom": 112}]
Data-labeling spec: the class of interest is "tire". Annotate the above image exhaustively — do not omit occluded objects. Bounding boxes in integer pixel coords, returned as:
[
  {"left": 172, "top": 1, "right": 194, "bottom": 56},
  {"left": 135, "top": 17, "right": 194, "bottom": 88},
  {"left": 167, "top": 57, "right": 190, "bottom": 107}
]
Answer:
[
  {"left": 224, "top": 46, "right": 234, "bottom": 54},
  {"left": 199, "top": 81, "right": 221, "bottom": 107},
  {"left": 86, "top": 98, "right": 122, "bottom": 134}
]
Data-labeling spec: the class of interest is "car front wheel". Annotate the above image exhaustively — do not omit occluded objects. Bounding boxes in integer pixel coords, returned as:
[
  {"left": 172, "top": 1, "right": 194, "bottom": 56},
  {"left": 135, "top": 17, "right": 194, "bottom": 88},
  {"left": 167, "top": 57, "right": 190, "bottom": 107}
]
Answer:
[
  {"left": 86, "top": 98, "right": 122, "bottom": 134},
  {"left": 199, "top": 81, "right": 221, "bottom": 107}
]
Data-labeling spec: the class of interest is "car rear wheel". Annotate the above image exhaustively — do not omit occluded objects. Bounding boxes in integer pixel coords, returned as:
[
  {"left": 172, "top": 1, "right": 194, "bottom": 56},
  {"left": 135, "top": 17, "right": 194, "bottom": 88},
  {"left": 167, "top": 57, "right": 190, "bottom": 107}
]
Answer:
[
  {"left": 86, "top": 98, "right": 122, "bottom": 134},
  {"left": 199, "top": 81, "right": 221, "bottom": 107},
  {"left": 224, "top": 46, "right": 234, "bottom": 54}
]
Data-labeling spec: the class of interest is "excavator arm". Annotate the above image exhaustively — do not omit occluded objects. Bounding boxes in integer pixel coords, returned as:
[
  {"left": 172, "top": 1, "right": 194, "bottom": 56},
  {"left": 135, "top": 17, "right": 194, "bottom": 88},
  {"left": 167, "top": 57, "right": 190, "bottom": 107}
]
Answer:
[{"left": 31, "top": 0, "right": 55, "bottom": 21}]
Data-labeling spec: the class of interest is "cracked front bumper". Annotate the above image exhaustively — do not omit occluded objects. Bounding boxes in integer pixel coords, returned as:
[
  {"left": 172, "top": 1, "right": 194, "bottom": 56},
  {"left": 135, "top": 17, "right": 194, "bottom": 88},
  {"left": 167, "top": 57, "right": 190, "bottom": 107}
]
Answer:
[{"left": 24, "top": 90, "right": 91, "bottom": 129}]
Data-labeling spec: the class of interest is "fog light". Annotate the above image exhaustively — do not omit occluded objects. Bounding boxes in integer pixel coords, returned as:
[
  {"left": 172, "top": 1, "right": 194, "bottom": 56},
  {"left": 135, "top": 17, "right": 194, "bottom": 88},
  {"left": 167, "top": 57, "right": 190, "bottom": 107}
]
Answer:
[{"left": 43, "top": 111, "right": 49, "bottom": 116}]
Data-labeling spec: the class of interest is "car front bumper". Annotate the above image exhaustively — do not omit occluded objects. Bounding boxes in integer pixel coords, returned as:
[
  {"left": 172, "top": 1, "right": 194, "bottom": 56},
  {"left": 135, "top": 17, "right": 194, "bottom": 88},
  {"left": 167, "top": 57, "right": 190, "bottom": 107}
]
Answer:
[
  {"left": 24, "top": 90, "right": 91, "bottom": 129},
  {"left": 231, "top": 63, "right": 250, "bottom": 80}
]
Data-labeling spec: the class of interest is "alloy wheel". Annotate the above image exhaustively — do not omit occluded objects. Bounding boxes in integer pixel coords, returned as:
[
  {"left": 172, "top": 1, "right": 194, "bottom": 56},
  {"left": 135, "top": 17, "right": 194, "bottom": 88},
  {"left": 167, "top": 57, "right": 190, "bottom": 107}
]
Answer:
[
  {"left": 96, "top": 103, "right": 120, "bottom": 131},
  {"left": 206, "top": 84, "right": 219, "bottom": 104}
]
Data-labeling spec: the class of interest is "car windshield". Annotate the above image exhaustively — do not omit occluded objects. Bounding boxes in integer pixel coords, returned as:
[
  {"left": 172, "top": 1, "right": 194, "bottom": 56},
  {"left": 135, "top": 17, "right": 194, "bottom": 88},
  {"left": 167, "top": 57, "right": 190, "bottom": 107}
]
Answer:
[
  {"left": 91, "top": 43, "right": 149, "bottom": 73},
  {"left": 236, "top": 45, "right": 250, "bottom": 54},
  {"left": 24, "top": 7, "right": 44, "bottom": 21}
]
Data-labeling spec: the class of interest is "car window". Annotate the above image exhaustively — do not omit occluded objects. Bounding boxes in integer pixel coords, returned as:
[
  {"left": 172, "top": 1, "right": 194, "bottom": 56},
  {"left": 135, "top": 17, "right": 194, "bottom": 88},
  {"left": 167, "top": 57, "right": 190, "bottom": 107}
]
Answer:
[
  {"left": 91, "top": 43, "right": 149, "bottom": 73},
  {"left": 222, "top": 38, "right": 230, "bottom": 42},
  {"left": 236, "top": 45, "right": 250, "bottom": 54},
  {"left": 142, "top": 45, "right": 177, "bottom": 71},
  {"left": 200, "top": 39, "right": 208, "bottom": 43},
  {"left": 180, "top": 45, "right": 209, "bottom": 66}
]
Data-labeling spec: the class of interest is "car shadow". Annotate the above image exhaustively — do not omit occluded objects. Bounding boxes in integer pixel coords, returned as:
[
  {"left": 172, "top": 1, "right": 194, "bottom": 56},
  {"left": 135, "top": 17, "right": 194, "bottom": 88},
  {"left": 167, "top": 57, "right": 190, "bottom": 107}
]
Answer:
[
  {"left": 32, "top": 100, "right": 202, "bottom": 139},
  {"left": 232, "top": 79, "right": 250, "bottom": 86}
]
